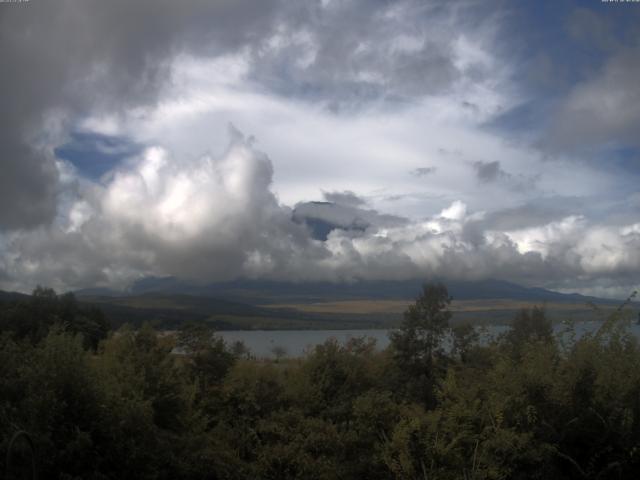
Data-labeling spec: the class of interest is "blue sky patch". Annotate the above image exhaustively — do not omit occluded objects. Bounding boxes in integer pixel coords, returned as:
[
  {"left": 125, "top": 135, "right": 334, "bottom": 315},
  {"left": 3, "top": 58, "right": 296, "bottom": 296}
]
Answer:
[{"left": 55, "top": 131, "right": 142, "bottom": 180}]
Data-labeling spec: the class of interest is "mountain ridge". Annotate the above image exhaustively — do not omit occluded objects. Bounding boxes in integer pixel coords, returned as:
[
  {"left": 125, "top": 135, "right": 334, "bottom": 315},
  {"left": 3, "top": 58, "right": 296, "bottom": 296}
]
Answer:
[
  {"left": 2, "top": 279, "right": 630, "bottom": 331},
  {"left": 74, "top": 277, "right": 619, "bottom": 305}
]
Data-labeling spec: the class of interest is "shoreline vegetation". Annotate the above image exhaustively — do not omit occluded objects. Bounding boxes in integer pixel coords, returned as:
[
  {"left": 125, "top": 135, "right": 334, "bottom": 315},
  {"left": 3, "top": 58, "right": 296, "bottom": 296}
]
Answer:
[{"left": 2, "top": 285, "right": 640, "bottom": 479}]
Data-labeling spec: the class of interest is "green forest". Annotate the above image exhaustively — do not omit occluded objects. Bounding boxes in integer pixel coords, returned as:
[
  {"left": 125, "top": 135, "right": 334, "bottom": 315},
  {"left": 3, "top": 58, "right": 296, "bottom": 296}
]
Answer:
[{"left": 2, "top": 285, "right": 640, "bottom": 479}]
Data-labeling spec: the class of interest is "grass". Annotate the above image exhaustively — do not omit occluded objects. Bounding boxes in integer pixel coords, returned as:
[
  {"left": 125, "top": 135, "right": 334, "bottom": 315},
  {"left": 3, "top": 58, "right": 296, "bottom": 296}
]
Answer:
[
  {"left": 261, "top": 299, "right": 618, "bottom": 315},
  {"left": 84, "top": 294, "right": 622, "bottom": 330}
]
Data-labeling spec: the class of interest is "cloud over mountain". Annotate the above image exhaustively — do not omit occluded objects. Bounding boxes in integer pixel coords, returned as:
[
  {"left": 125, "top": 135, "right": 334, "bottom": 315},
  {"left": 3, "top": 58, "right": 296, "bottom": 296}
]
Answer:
[
  {"left": 0, "top": 1, "right": 638, "bottom": 298},
  {"left": 0, "top": 128, "right": 637, "bottom": 299}
]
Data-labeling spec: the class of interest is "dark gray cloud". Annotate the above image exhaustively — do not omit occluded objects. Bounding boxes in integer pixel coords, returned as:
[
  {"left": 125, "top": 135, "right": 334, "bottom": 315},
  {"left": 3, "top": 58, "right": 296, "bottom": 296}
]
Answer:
[
  {"left": 247, "top": 0, "right": 495, "bottom": 108},
  {"left": 462, "top": 203, "right": 570, "bottom": 246},
  {"left": 568, "top": 7, "right": 618, "bottom": 52},
  {"left": 412, "top": 166, "right": 437, "bottom": 177},
  {"left": 292, "top": 200, "right": 408, "bottom": 241},
  {"left": 322, "top": 190, "right": 366, "bottom": 208},
  {"left": 540, "top": 6, "right": 640, "bottom": 154},
  {"left": 473, "top": 160, "right": 504, "bottom": 182},
  {"left": 471, "top": 160, "right": 539, "bottom": 192},
  {"left": 0, "top": 143, "right": 58, "bottom": 229},
  {"left": 482, "top": 204, "right": 570, "bottom": 231},
  {"left": 548, "top": 45, "right": 640, "bottom": 152}
]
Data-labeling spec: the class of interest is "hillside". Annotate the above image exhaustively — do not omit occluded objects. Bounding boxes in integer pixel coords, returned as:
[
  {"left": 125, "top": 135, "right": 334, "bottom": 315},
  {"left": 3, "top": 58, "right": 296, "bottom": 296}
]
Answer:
[
  {"left": 2, "top": 279, "right": 633, "bottom": 331},
  {"left": 78, "top": 277, "right": 617, "bottom": 305},
  {"left": 69, "top": 293, "right": 392, "bottom": 330},
  {"left": 69, "top": 278, "right": 631, "bottom": 330}
]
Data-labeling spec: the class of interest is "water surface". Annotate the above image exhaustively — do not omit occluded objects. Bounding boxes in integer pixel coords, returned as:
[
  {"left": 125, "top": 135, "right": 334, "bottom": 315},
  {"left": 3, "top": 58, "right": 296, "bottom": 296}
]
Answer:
[{"left": 218, "top": 320, "right": 640, "bottom": 358}]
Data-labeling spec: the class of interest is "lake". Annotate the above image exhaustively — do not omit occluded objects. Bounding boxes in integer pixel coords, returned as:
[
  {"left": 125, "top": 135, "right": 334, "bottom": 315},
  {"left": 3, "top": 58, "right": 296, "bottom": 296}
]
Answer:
[{"left": 218, "top": 320, "right": 640, "bottom": 358}]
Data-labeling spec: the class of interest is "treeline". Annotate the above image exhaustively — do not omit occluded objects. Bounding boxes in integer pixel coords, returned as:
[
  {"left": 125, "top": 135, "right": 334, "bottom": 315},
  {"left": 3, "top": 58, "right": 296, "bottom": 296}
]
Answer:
[{"left": 1, "top": 285, "right": 640, "bottom": 479}]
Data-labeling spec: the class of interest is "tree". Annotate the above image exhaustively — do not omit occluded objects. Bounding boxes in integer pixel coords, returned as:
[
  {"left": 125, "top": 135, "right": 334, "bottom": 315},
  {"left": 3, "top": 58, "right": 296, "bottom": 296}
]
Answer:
[
  {"left": 391, "top": 283, "right": 452, "bottom": 365},
  {"left": 177, "top": 322, "right": 235, "bottom": 393},
  {"left": 0, "top": 287, "right": 108, "bottom": 348},
  {"left": 389, "top": 283, "right": 452, "bottom": 405},
  {"left": 504, "top": 306, "right": 553, "bottom": 357},
  {"left": 271, "top": 345, "right": 288, "bottom": 362},
  {"left": 451, "top": 323, "right": 479, "bottom": 363}
]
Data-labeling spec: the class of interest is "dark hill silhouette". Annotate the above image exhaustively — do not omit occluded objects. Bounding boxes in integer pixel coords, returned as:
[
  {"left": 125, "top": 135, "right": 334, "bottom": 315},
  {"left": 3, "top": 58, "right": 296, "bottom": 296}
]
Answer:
[
  {"left": 75, "top": 277, "right": 618, "bottom": 305},
  {"left": 3, "top": 278, "right": 627, "bottom": 331}
]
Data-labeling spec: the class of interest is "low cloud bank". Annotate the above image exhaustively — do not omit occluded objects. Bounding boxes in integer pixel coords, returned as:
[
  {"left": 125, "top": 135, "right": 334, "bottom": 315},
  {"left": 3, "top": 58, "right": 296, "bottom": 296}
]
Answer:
[{"left": 1, "top": 129, "right": 638, "bottom": 298}]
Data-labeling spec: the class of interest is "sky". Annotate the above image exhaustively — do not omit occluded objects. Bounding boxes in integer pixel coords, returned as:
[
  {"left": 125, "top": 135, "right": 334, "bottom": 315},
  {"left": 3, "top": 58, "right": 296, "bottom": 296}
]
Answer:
[{"left": 0, "top": 0, "right": 639, "bottom": 298}]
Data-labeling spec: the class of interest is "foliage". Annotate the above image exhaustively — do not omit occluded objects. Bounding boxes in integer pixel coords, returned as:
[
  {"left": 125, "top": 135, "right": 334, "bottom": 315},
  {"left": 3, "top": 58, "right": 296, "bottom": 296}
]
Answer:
[
  {"left": 0, "top": 287, "right": 109, "bottom": 349},
  {"left": 2, "top": 285, "right": 640, "bottom": 479},
  {"left": 389, "top": 283, "right": 452, "bottom": 405},
  {"left": 503, "top": 306, "right": 553, "bottom": 356}
]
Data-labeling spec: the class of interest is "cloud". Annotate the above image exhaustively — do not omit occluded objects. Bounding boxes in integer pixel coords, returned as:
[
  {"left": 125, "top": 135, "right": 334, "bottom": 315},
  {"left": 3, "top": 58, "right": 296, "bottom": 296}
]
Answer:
[
  {"left": 292, "top": 199, "right": 408, "bottom": 241},
  {"left": 412, "top": 167, "right": 437, "bottom": 177},
  {"left": 567, "top": 7, "right": 618, "bottom": 52},
  {"left": 548, "top": 45, "right": 640, "bottom": 152},
  {"left": 248, "top": 0, "right": 502, "bottom": 108},
  {"left": 0, "top": 143, "right": 59, "bottom": 230},
  {"left": 475, "top": 204, "right": 571, "bottom": 232},
  {"left": 322, "top": 190, "right": 367, "bottom": 208},
  {"left": 1, "top": 1, "right": 638, "bottom": 298},
  {"left": 439, "top": 201, "right": 467, "bottom": 221},
  {"left": 0, "top": 0, "right": 506, "bottom": 230},
  {"left": 107, "top": 42, "right": 533, "bottom": 222},
  {"left": 470, "top": 160, "right": 540, "bottom": 193},
  {"left": 473, "top": 160, "right": 504, "bottom": 183},
  {"left": 0, "top": 129, "right": 323, "bottom": 290},
  {"left": 0, "top": 0, "right": 282, "bottom": 229},
  {"left": 2, "top": 130, "right": 638, "bottom": 298}
]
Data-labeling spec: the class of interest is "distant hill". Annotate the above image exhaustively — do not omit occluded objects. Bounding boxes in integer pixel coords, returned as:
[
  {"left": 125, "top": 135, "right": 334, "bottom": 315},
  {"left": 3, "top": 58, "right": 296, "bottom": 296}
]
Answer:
[
  {"left": 76, "top": 276, "right": 618, "bottom": 305},
  {"left": 66, "top": 277, "right": 629, "bottom": 330},
  {"left": 67, "top": 292, "right": 393, "bottom": 330},
  {"left": 0, "top": 290, "right": 29, "bottom": 301},
  {"left": 3, "top": 277, "right": 630, "bottom": 331}
]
